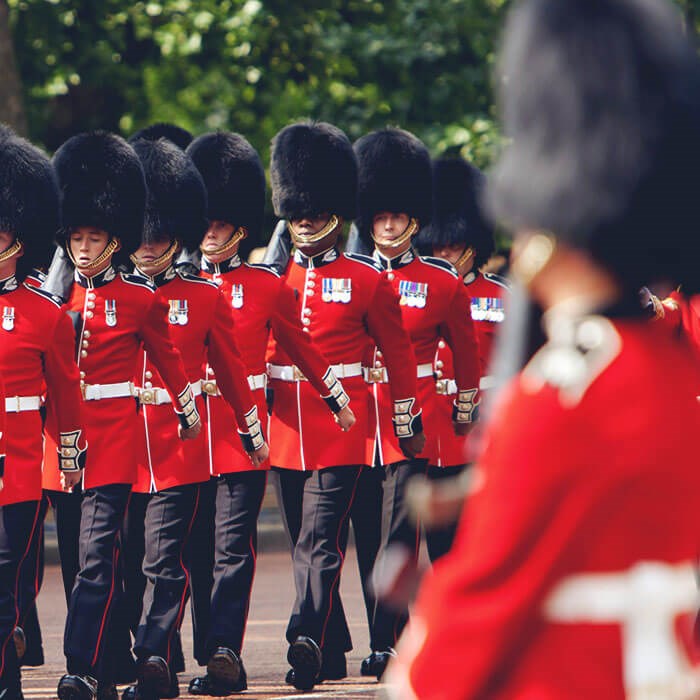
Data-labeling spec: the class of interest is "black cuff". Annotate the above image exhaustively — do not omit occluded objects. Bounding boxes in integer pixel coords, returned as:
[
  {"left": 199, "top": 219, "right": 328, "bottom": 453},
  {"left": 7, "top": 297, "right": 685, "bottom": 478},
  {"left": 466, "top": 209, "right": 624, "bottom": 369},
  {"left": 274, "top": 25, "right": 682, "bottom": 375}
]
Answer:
[
  {"left": 0, "top": 454, "right": 4, "bottom": 478},
  {"left": 321, "top": 368, "right": 350, "bottom": 413},
  {"left": 58, "top": 430, "right": 87, "bottom": 472},
  {"left": 393, "top": 398, "right": 422, "bottom": 438},
  {"left": 453, "top": 389, "right": 479, "bottom": 424},
  {"left": 323, "top": 394, "right": 348, "bottom": 414}
]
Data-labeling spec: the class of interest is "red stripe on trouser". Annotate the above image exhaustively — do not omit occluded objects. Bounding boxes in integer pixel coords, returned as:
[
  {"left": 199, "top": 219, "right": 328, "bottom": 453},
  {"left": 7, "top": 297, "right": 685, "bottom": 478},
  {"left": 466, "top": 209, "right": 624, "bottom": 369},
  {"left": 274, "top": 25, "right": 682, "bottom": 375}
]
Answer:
[
  {"left": 239, "top": 473, "right": 267, "bottom": 652},
  {"left": 0, "top": 501, "right": 42, "bottom": 677},
  {"left": 166, "top": 486, "right": 200, "bottom": 664},
  {"left": 91, "top": 493, "right": 130, "bottom": 669},
  {"left": 319, "top": 469, "right": 362, "bottom": 649}
]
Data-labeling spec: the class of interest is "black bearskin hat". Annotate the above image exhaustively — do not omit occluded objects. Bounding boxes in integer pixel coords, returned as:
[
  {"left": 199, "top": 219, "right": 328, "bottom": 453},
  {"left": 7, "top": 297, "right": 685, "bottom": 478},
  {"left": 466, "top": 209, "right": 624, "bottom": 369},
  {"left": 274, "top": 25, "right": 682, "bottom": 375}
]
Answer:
[
  {"left": 130, "top": 123, "right": 193, "bottom": 150},
  {"left": 131, "top": 137, "right": 208, "bottom": 252},
  {"left": 187, "top": 131, "right": 266, "bottom": 250},
  {"left": 53, "top": 131, "right": 146, "bottom": 256},
  {"left": 354, "top": 128, "right": 432, "bottom": 245},
  {"left": 487, "top": 0, "right": 700, "bottom": 293},
  {"left": 0, "top": 128, "right": 60, "bottom": 281},
  {"left": 416, "top": 158, "right": 494, "bottom": 268},
  {"left": 270, "top": 121, "right": 357, "bottom": 221}
]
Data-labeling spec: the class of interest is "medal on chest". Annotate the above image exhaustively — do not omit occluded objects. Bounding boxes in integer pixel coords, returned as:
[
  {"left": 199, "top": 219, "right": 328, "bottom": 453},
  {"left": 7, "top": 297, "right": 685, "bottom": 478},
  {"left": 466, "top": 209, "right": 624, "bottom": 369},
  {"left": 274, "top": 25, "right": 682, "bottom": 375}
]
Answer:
[
  {"left": 472, "top": 297, "right": 505, "bottom": 322},
  {"left": 2, "top": 307, "right": 15, "bottom": 331},
  {"left": 169, "top": 299, "right": 189, "bottom": 325},
  {"left": 105, "top": 300, "right": 117, "bottom": 327},
  {"left": 231, "top": 284, "right": 244, "bottom": 309},
  {"left": 322, "top": 278, "right": 352, "bottom": 303},
  {"left": 399, "top": 280, "right": 428, "bottom": 308}
]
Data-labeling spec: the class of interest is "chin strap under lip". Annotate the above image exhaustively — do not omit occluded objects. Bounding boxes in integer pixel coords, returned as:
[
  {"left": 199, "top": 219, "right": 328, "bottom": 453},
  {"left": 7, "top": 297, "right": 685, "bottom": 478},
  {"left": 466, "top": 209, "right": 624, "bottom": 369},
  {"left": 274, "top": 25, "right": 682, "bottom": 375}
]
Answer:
[
  {"left": 288, "top": 215, "right": 341, "bottom": 246},
  {"left": 0, "top": 239, "right": 23, "bottom": 265},
  {"left": 66, "top": 237, "right": 120, "bottom": 272},
  {"left": 199, "top": 227, "right": 247, "bottom": 258},
  {"left": 372, "top": 217, "right": 419, "bottom": 251},
  {"left": 130, "top": 239, "right": 180, "bottom": 270}
]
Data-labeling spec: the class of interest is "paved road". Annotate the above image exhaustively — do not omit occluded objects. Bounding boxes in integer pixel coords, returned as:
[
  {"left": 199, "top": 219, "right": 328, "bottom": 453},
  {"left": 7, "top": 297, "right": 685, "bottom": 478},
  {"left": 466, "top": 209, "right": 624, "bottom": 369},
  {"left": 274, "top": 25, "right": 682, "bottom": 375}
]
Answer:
[{"left": 24, "top": 544, "right": 385, "bottom": 699}]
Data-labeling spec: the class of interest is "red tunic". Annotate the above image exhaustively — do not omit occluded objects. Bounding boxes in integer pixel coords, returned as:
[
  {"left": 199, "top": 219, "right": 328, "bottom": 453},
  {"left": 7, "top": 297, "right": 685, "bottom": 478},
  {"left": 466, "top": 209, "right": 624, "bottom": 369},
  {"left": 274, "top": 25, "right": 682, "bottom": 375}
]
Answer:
[
  {"left": 267, "top": 247, "right": 420, "bottom": 470},
  {"left": 201, "top": 255, "right": 333, "bottom": 474},
  {"left": 368, "top": 250, "right": 481, "bottom": 466},
  {"left": 133, "top": 267, "right": 258, "bottom": 493},
  {"left": 0, "top": 276, "right": 84, "bottom": 504},
  {"left": 431, "top": 271, "right": 509, "bottom": 466},
  {"left": 388, "top": 313, "right": 700, "bottom": 700},
  {"left": 49, "top": 265, "right": 193, "bottom": 490}
]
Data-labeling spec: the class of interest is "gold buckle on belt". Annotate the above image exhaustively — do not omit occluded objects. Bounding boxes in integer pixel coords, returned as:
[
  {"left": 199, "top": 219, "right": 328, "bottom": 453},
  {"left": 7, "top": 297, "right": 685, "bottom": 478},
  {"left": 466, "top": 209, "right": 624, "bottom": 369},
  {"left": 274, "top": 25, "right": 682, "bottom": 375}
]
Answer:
[
  {"left": 139, "top": 389, "right": 156, "bottom": 405},
  {"left": 293, "top": 366, "right": 307, "bottom": 382},
  {"left": 435, "top": 379, "right": 449, "bottom": 395},
  {"left": 368, "top": 368, "right": 385, "bottom": 383},
  {"left": 202, "top": 380, "right": 218, "bottom": 396}
]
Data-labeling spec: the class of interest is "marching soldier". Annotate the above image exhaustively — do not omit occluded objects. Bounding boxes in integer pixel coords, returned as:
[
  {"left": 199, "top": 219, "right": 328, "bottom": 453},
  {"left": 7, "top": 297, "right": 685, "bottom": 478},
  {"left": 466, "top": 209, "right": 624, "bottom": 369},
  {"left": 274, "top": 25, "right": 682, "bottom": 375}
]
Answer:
[
  {"left": 414, "top": 157, "right": 509, "bottom": 561},
  {"left": 267, "top": 121, "right": 424, "bottom": 691},
  {"left": 0, "top": 129, "right": 86, "bottom": 698},
  {"left": 352, "top": 129, "right": 481, "bottom": 680},
  {"left": 51, "top": 132, "right": 202, "bottom": 700},
  {"left": 183, "top": 131, "right": 355, "bottom": 695},
  {"left": 387, "top": 0, "right": 700, "bottom": 696},
  {"left": 121, "top": 136, "right": 268, "bottom": 699}
]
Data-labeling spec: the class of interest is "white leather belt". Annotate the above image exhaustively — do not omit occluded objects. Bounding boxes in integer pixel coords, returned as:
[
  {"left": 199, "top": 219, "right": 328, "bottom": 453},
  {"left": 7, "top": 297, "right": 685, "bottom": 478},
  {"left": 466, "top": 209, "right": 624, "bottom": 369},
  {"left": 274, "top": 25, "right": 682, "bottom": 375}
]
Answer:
[
  {"left": 82, "top": 381, "right": 138, "bottom": 401},
  {"left": 479, "top": 375, "right": 497, "bottom": 391},
  {"left": 268, "top": 363, "right": 362, "bottom": 382},
  {"left": 435, "top": 375, "right": 497, "bottom": 396},
  {"left": 140, "top": 380, "right": 202, "bottom": 406},
  {"left": 5, "top": 395, "right": 43, "bottom": 413},
  {"left": 364, "top": 362, "right": 434, "bottom": 384},
  {"left": 248, "top": 373, "right": 267, "bottom": 391}
]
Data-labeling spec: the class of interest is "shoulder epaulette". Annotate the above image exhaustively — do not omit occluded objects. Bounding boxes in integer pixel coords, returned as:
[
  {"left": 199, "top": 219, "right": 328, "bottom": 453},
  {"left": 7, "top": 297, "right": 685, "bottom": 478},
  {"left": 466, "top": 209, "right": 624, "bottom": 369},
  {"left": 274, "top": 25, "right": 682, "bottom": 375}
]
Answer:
[
  {"left": 24, "top": 283, "right": 63, "bottom": 308},
  {"left": 483, "top": 272, "right": 511, "bottom": 290},
  {"left": 178, "top": 270, "right": 219, "bottom": 289},
  {"left": 419, "top": 256, "right": 459, "bottom": 278},
  {"left": 247, "top": 263, "right": 281, "bottom": 278},
  {"left": 343, "top": 252, "right": 382, "bottom": 272},
  {"left": 120, "top": 272, "right": 155, "bottom": 292}
]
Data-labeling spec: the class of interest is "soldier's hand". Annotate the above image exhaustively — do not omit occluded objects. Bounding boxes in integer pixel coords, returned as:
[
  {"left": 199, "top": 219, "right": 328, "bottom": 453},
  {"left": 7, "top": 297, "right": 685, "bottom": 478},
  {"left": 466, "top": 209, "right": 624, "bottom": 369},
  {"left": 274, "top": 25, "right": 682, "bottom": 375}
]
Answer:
[
  {"left": 178, "top": 418, "right": 202, "bottom": 441},
  {"left": 249, "top": 441, "right": 270, "bottom": 467},
  {"left": 0, "top": 477, "right": 3, "bottom": 492},
  {"left": 61, "top": 470, "right": 82, "bottom": 492},
  {"left": 334, "top": 406, "right": 356, "bottom": 432},
  {"left": 452, "top": 421, "right": 475, "bottom": 437},
  {"left": 399, "top": 431, "right": 426, "bottom": 459}
]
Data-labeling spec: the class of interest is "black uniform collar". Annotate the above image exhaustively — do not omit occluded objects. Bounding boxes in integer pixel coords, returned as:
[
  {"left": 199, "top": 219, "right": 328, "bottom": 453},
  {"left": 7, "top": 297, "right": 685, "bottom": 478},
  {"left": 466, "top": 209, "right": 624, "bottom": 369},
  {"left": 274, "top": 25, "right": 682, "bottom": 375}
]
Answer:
[
  {"left": 134, "top": 264, "right": 178, "bottom": 288},
  {"left": 201, "top": 254, "right": 242, "bottom": 275},
  {"left": 74, "top": 265, "right": 118, "bottom": 289},
  {"left": 373, "top": 247, "right": 415, "bottom": 271},
  {"left": 0, "top": 274, "right": 18, "bottom": 295},
  {"left": 293, "top": 246, "right": 339, "bottom": 269}
]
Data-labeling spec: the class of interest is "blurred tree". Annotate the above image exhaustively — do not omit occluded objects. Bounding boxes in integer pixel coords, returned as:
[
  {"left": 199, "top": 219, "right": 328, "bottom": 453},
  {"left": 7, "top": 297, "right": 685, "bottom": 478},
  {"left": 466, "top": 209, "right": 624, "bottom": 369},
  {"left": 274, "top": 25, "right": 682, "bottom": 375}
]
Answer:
[{"left": 0, "top": 0, "right": 27, "bottom": 134}]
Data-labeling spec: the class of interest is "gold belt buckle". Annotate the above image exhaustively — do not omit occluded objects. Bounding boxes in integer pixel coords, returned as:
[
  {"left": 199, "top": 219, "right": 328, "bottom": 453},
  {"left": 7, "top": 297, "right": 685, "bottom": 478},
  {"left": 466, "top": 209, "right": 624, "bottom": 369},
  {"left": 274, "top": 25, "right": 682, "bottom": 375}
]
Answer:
[
  {"left": 293, "top": 366, "right": 307, "bottom": 382},
  {"left": 368, "top": 368, "right": 385, "bottom": 383},
  {"left": 140, "top": 389, "right": 155, "bottom": 405},
  {"left": 435, "top": 379, "right": 448, "bottom": 395},
  {"left": 202, "top": 380, "right": 218, "bottom": 396}
]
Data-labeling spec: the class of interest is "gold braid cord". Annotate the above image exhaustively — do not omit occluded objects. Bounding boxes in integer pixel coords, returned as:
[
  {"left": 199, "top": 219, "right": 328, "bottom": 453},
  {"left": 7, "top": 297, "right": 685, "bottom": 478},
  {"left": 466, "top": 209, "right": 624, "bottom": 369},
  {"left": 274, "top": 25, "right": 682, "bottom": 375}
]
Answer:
[
  {"left": 0, "top": 239, "right": 23, "bottom": 264},
  {"left": 131, "top": 240, "right": 180, "bottom": 269},
  {"left": 371, "top": 217, "right": 418, "bottom": 249},
  {"left": 288, "top": 215, "right": 341, "bottom": 245},
  {"left": 67, "top": 237, "right": 120, "bottom": 272},
  {"left": 199, "top": 228, "right": 247, "bottom": 257}
]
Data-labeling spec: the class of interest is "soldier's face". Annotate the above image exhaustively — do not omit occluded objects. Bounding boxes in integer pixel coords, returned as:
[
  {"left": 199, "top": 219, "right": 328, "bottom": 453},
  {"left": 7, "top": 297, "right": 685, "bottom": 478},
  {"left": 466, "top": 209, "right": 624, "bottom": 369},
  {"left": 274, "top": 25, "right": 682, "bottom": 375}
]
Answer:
[
  {"left": 434, "top": 243, "right": 475, "bottom": 275},
  {"left": 69, "top": 228, "right": 111, "bottom": 268},
  {"left": 290, "top": 213, "right": 339, "bottom": 255},
  {"left": 132, "top": 238, "right": 173, "bottom": 275},
  {"left": 202, "top": 220, "right": 238, "bottom": 262},
  {"left": 373, "top": 212, "right": 412, "bottom": 252}
]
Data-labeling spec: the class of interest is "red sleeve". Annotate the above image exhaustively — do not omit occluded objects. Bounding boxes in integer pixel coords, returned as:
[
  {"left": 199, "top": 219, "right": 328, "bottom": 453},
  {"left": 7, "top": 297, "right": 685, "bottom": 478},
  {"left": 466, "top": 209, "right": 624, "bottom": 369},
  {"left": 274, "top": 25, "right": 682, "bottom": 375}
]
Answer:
[
  {"left": 44, "top": 312, "right": 84, "bottom": 443},
  {"left": 206, "top": 290, "right": 258, "bottom": 432},
  {"left": 366, "top": 274, "right": 420, "bottom": 408},
  {"left": 439, "top": 279, "right": 482, "bottom": 391},
  {"left": 139, "top": 293, "right": 192, "bottom": 408},
  {"left": 270, "top": 279, "right": 335, "bottom": 398}
]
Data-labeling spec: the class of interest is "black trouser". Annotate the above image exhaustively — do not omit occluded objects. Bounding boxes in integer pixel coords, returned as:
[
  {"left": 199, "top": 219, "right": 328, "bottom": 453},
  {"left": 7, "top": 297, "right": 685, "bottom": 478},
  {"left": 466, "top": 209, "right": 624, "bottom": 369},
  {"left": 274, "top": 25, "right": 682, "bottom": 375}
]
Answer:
[
  {"left": 277, "top": 466, "right": 361, "bottom": 657},
  {"left": 0, "top": 500, "right": 45, "bottom": 694},
  {"left": 188, "top": 477, "right": 216, "bottom": 666},
  {"left": 206, "top": 471, "right": 266, "bottom": 657},
  {"left": 46, "top": 487, "right": 83, "bottom": 605},
  {"left": 349, "top": 466, "right": 383, "bottom": 652},
  {"left": 371, "top": 458, "right": 428, "bottom": 652},
  {"left": 425, "top": 464, "right": 467, "bottom": 562},
  {"left": 64, "top": 484, "right": 131, "bottom": 683},
  {"left": 15, "top": 495, "right": 47, "bottom": 667},
  {"left": 134, "top": 483, "right": 200, "bottom": 665}
]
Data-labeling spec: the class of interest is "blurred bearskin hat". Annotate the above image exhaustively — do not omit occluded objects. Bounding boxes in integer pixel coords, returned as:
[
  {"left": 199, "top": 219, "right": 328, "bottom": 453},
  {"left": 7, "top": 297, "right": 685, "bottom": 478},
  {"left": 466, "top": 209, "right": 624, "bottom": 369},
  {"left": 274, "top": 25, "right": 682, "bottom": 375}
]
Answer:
[
  {"left": 130, "top": 123, "right": 193, "bottom": 150},
  {"left": 131, "top": 137, "right": 208, "bottom": 253},
  {"left": 416, "top": 158, "right": 494, "bottom": 268},
  {"left": 354, "top": 128, "right": 432, "bottom": 246},
  {"left": 487, "top": 0, "right": 700, "bottom": 293},
  {"left": 0, "top": 126, "right": 60, "bottom": 281},
  {"left": 53, "top": 131, "right": 146, "bottom": 257},
  {"left": 187, "top": 131, "right": 266, "bottom": 254},
  {"left": 270, "top": 121, "right": 357, "bottom": 221}
]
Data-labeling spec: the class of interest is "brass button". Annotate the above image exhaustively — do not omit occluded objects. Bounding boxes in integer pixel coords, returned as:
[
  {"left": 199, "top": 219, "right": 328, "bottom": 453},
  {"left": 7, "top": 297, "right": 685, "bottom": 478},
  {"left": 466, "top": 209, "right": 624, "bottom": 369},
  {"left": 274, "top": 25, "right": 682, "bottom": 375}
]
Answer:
[
  {"left": 435, "top": 360, "right": 443, "bottom": 369},
  {"left": 438, "top": 340, "right": 446, "bottom": 349},
  {"left": 145, "top": 371, "right": 153, "bottom": 380},
  {"left": 302, "top": 328, "right": 309, "bottom": 333},
  {"left": 82, "top": 340, "right": 89, "bottom": 348},
  {"left": 207, "top": 367, "right": 215, "bottom": 376},
  {"left": 375, "top": 361, "right": 383, "bottom": 369},
  {"left": 376, "top": 350, "right": 383, "bottom": 358},
  {"left": 306, "top": 280, "right": 315, "bottom": 288},
  {"left": 79, "top": 371, "right": 86, "bottom": 379},
  {"left": 80, "top": 350, "right": 88, "bottom": 358},
  {"left": 308, "top": 271, "right": 316, "bottom": 279},
  {"left": 436, "top": 370, "right": 443, "bottom": 378},
  {"left": 387, "top": 272, "right": 395, "bottom": 281},
  {"left": 85, "top": 311, "right": 93, "bottom": 319},
  {"left": 144, "top": 381, "right": 153, "bottom": 389},
  {"left": 302, "top": 318, "right": 310, "bottom": 326},
  {"left": 306, "top": 290, "right": 314, "bottom": 297},
  {"left": 83, "top": 330, "right": 91, "bottom": 338},
  {"left": 86, "top": 301, "right": 95, "bottom": 309}
]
